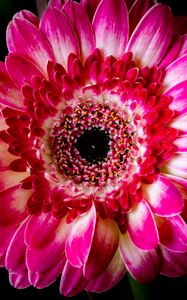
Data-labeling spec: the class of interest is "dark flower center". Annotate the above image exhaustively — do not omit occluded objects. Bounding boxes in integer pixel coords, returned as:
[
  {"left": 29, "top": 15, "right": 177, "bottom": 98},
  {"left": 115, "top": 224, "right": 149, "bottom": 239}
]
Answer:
[
  {"left": 75, "top": 127, "right": 110, "bottom": 164},
  {"left": 50, "top": 103, "right": 135, "bottom": 186}
]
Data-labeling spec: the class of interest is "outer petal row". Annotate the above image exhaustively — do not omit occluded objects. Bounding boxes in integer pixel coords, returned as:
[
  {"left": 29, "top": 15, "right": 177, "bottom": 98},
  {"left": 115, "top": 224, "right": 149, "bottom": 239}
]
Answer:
[
  {"left": 92, "top": 0, "right": 129, "bottom": 58},
  {"left": 40, "top": 7, "right": 80, "bottom": 68},
  {"left": 120, "top": 233, "right": 160, "bottom": 283},
  {"left": 127, "top": 4, "right": 173, "bottom": 67},
  {"left": 6, "top": 11, "right": 55, "bottom": 74}
]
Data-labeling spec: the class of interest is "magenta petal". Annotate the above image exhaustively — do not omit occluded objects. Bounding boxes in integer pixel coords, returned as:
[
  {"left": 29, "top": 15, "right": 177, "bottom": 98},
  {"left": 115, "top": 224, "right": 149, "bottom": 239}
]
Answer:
[
  {"left": 129, "top": 0, "right": 156, "bottom": 36},
  {"left": 127, "top": 200, "right": 159, "bottom": 250},
  {"left": 16, "top": 10, "right": 39, "bottom": 27},
  {"left": 127, "top": 4, "right": 173, "bottom": 67},
  {"left": 40, "top": 7, "right": 80, "bottom": 68},
  {"left": 60, "top": 262, "right": 88, "bottom": 296},
  {"left": 0, "top": 225, "right": 18, "bottom": 267},
  {"left": 178, "top": 34, "right": 187, "bottom": 57},
  {"left": 120, "top": 233, "right": 160, "bottom": 283},
  {"left": 157, "top": 215, "right": 187, "bottom": 251},
  {"left": 0, "top": 62, "right": 24, "bottom": 108},
  {"left": 93, "top": 0, "right": 128, "bottom": 58},
  {"left": 144, "top": 175, "right": 184, "bottom": 216},
  {"left": 6, "top": 54, "right": 44, "bottom": 88},
  {"left": 159, "top": 34, "right": 182, "bottom": 68},
  {"left": 26, "top": 240, "right": 66, "bottom": 274},
  {"left": 25, "top": 212, "right": 61, "bottom": 247},
  {"left": 65, "top": 204, "right": 96, "bottom": 268},
  {"left": 9, "top": 271, "right": 30, "bottom": 289},
  {"left": 29, "top": 256, "right": 66, "bottom": 288},
  {"left": 5, "top": 218, "right": 29, "bottom": 273},
  {"left": 83, "top": 217, "right": 119, "bottom": 279},
  {"left": 48, "top": 0, "right": 64, "bottom": 9},
  {"left": 25, "top": 214, "right": 70, "bottom": 273},
  {"left": 165, "top": 80, "right": 187, "bottom": 115},
  {"left": 7, "top": 12, "right": 55, "bottom": 73},
  {"left": 86, "top": 250, "right": 126, "bottom": 292},
  {"left": 160, "top": 246, "right": 187, "bottom": 276},
  {"left": 162, "top": 54, "right": 187, "bottom": 92},
  {"left": 80, "top": 0, "right": 102, "bottom": 20},
  {"left": 165, "top": 174, "right": 187, "bottom": 188},
  {"left": 63, "top": 1, "right": 95, "bottom": 60}
]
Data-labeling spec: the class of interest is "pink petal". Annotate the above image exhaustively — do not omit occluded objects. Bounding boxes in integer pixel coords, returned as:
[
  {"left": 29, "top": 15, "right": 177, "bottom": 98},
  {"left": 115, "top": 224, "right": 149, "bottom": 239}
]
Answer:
[
  {"left": 0, "top": 225, "right": 18, "bottom": 267},
  {"left": 120, "top": 233, "right": 160, "bottom": 283},
  {"left": 156, "top": 215, "right": 187, "bottom": 251},
  {"left": 40, "top": 7, "right": 80, "bottom": 68},
  {"left": 178, "top": 34, "right": 187, "bottom": 57},
  {"left": 5, "top": 218, "right": 29, "bottom": 273},
  {"left": 129, "top": 0, "right": 156, "bottom": 36},
  {"left": 127, "top": 200, "right": 159, "bottom": 250},
  {"left": 162, "top": 54, "right": 187, "bottom": 92},
  {"left": 173, "top": 136, "right": 187, "bottom": 152},
  {"left": 80, "top": 0, "right": 102, "bottom": 20},
  {"left": 16, "top": 10, "right": 39, "bottom": 27},
  {"left": 65, "top": 204, "right": 96, "bottom": 268},
  {"left": 160, "top": 246, "right": 187, "bottom": 277},
  {"left": 0, "top": 62, "right": 24, "bottom": 108},
  {"left": 86, "top": 250, "right": 126, "bottom": 292},
  {"left": 164, "top": 80, "right": 187, "bottom": 115},
  {"left": 48, "top": 0, "right": 64, "bottom": 9},
  {"left": 29, "top": 255, "right": 66, "bottom": 288},
  {"left": 6, "top": 54, "right": 44, "bottom": 88},
  {"left": 144, "top": 175, "right": 184, "bottom": 216},
  {"left": 164, "top": 175, "right": 187, "bottom": 220},
  {"left": 127, "top": 4, "right": 173, "bottom": 67},
  {"left": 9, "top": 271, "right": 30, "bottom": 289},
  {"left": 166, "top": 153, "right": 187, "bottom": 178},
  {"left": 165, "top": 174, "right": 187, "bottom": 188},
  {"left": 170, "top": 113, "right": 187, "bottom": 134},
  {"left": 92, "top": 0, "right": 128, "bottom": 58},
  {"left": 25, "top": 213, "right": 70, "bottom": 273},
  {"left": 83, "top": 217, "right": 119, "bottom": 279},
  {"left": 25, "top": 212, "right": 61, "bottom": 247},
  {"left": 7, "top": 12, "right": 55, "bottom": 73},
  {"left": 60, "top": 262, "right": 88, "bottom": 296},
  {"left": 0, "top": 185, "right": 30, "bottom": 227},
  {"left": 63, "top": 1, "right": 95, "bottom": 60},
  {"left": 159, "top": 34, "right": 182, "bottom": 68}
]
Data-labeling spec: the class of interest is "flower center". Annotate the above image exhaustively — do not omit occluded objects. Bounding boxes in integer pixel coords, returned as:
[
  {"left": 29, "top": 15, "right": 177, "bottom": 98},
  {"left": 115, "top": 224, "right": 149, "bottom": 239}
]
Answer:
[
  {"left": 75, "top": 127, "right": 110, "bottom": 164},
  {"left": 50, "top": 103, "right": 136, "bottom": 186}
]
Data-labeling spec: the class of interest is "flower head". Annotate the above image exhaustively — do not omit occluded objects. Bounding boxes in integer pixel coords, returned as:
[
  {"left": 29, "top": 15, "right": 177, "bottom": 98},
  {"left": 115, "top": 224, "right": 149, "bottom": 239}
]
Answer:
[{"left": 1, "top": 0, "right": 187, "bottom": 296}]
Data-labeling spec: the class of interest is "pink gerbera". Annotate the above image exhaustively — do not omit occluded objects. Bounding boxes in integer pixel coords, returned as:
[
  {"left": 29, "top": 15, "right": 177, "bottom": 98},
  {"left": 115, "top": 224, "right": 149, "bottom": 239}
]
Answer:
[{"left": 1, "top": 0, "right": 187, "bottom": 296}]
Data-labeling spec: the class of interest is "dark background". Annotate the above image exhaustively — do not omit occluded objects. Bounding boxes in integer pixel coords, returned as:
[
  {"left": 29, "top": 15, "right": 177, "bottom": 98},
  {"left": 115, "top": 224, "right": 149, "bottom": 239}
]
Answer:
[{"left": 0, "top": 0, "right": 187, "bottom": 299}]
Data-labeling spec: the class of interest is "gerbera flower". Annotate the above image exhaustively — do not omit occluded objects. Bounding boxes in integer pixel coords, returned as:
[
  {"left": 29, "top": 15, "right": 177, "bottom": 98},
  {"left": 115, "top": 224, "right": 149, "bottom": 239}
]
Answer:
[{"left": 1, "top": 0, "right": 187, "bottom": 296}]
